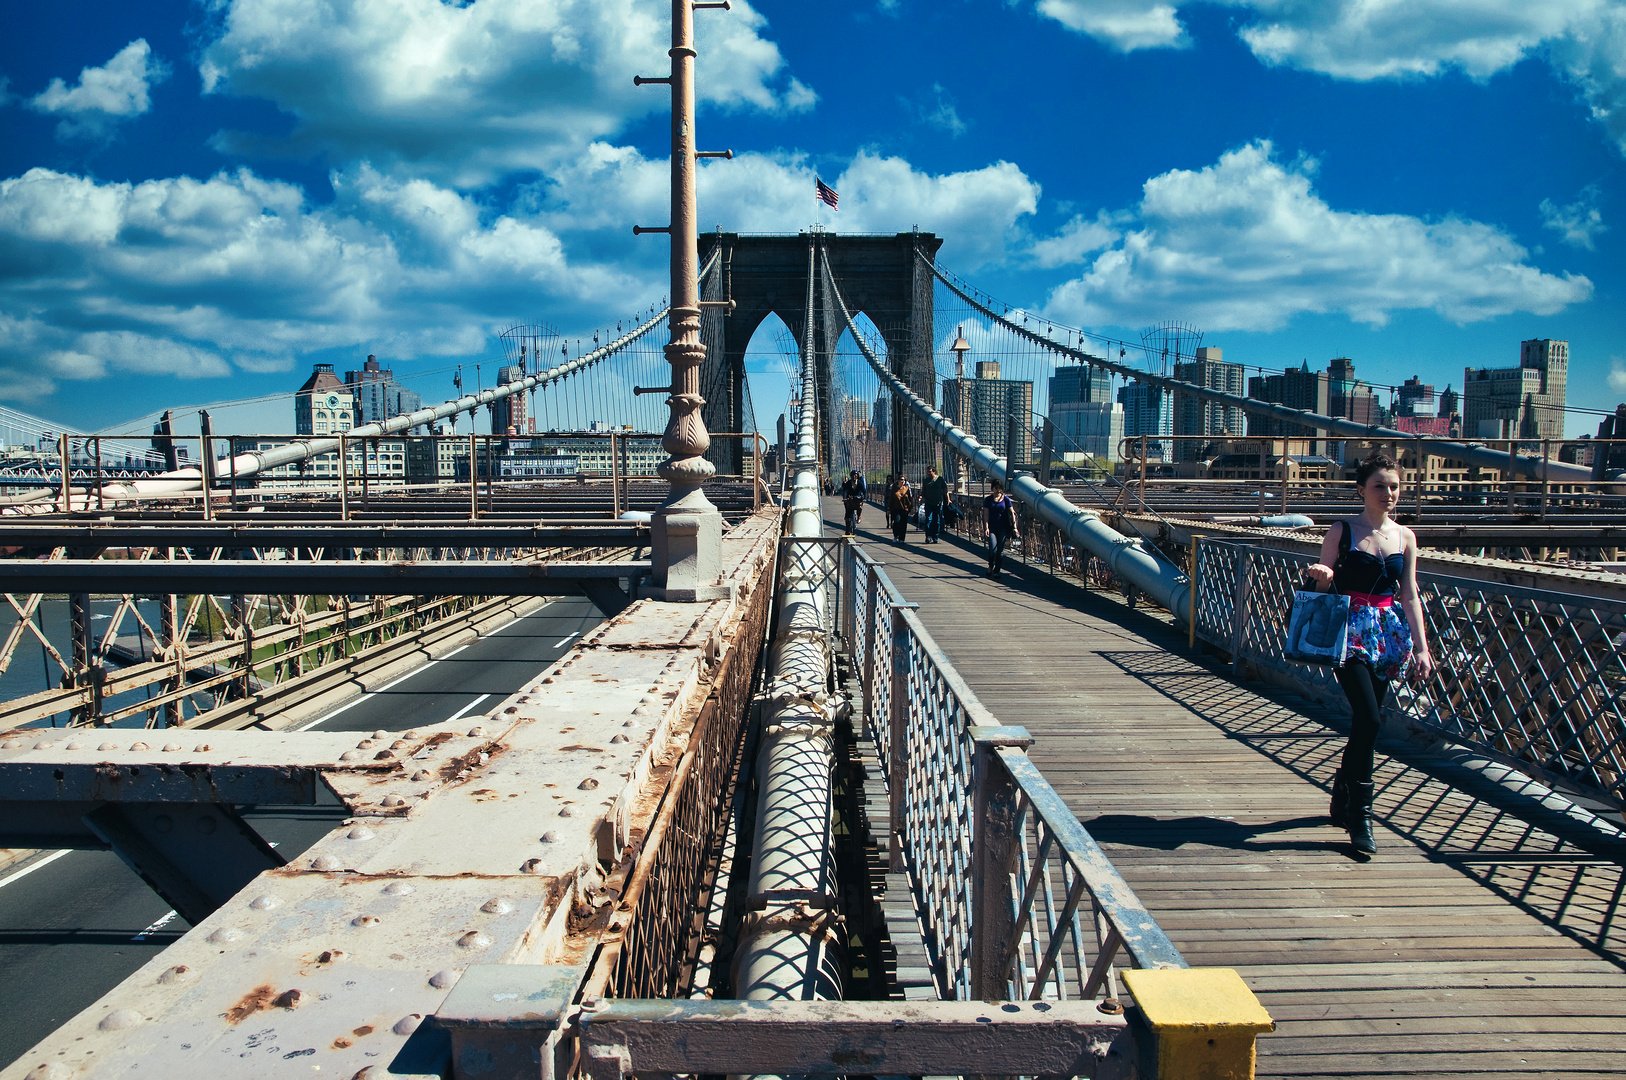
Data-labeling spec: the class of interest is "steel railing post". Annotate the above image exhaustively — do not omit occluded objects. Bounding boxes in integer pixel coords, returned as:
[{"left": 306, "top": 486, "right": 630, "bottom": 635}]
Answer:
[
  {"left": 861, "top": 563, "right": 879, "bottom": 730},
  {"left": 970, "top": 732, "right": 1023, "bottom": 1001},
  {"left": 840, "top": 540, "right": 855, "bottom": 647},
  {"left": 338, "top": 434, "right": 350, "bottom": 522},
  {"left": 887, "top": 602, "right": 918, "bottom": 873},
  {"left": 1230, "top": 547, "right": 1253, "bottom": 677}
]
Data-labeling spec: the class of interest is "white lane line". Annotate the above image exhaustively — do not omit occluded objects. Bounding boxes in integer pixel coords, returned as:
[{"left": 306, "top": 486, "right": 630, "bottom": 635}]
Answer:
[
  {"left": 296, "top": 600, "right": 556, "bottom": 732},
  {"left": 0, "top": 849, "right": 71, "bottom": 891},
  {"left": 131, "top": 910, "right": 178, "bottom": 942},
  {"left": 555, "top": 631, "right": 580, "bottom": 647},
  {"left": 441, "top": 694, "right": 491, "bottom": 725}
]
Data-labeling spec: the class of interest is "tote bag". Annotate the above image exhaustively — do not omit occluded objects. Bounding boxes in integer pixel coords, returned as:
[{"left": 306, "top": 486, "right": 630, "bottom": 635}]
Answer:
[{"left": 1284, "top": 584, "right": 1349, "bottom": 666}]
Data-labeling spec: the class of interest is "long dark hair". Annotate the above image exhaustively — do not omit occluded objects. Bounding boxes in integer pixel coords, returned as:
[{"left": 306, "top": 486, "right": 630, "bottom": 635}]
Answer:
[{"left": 1355, "top": 451, "right": 1399, "bottom": 487}]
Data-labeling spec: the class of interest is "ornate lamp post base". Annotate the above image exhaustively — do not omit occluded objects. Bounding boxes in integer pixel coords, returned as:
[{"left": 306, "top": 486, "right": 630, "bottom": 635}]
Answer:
[{"left": 648, "top": 499, "right": 728, "bottom": 602}]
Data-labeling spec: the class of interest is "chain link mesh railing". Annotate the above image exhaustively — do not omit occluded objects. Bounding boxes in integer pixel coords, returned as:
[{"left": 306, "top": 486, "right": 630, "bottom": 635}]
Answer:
[{"left": 1196, "top": 538, "right": 1626, "bottom": 809}]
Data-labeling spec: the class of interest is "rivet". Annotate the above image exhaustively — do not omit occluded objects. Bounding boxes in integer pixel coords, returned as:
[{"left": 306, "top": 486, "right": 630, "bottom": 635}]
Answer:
[
  {"left": 504, "top": 706, "right": 518, "bottom": 714},
  {"left": 521, "top": 859, "right": 547, "bottom": 874},
  {"left": 578, "top": 778, "right": 599, "bottom": 790},
  {"left": 33, "top": 741, "right": 56, "bottom": 751},
  {"left": 372, "top": 730, "right": 389, "bottom": 740},
  {"left": 467, "top": 726, "right": 486, "bottom": 737},
  {"left": 381, "top": 794, "right": 407, "bottom": 808},
  {"left": 429, "top": 969, "right": 460, "bottom": 989},
  {"left": 162, "top": 743, "right": 182, "bottom": 752},
  {"left": 347, "top": 826, "right": 375, "bottom": 840},
  {"left": 249, "top": 895, "right": 280, "bottom": 910},
  {"left": 480, "top": 897, "right": 513, "bottom": 915},
  {"left": 373, "top": 750, "right": 395, "bottom": 760},
  {"left": 383, "top": 882, "right": 415, "bottom": 895},
  {"left": 610, "top": 734, "right": 629, "bottom": 744},
  {"left": 0, "top": 739, "right": 24, "bottom": 749},
  {"left": 273, "top": 988, "right": 304, "bottom": 1009},
  {"left": 356, "top": 740, "right": 376, "bottom": 750},
  {"left": 540, "top": 831, "right": 559, "bottom": 843},
  {"left": 390, "top": 740, "right": 410, "bottom": 749},
  {"left": 623, "top": 720, "right": 636, "bottom": 727},
  {"left": 98, "top": 1009, "right": 144, "bottom": 1031},
  {"left": 339, "top": 751, "right": 363, "bottom": 762},
  {"left": 193, "top": 743, "right": 212, "bottom": 752},
  {"left": 151, "top": 815, "right": 174, "bottom": 834},
  {"left": 352, "top": 915, "right": 381, "bottom": 928},
  {"left": 456, "top": 931, "right": 491, "bottom": 949},
  {"left": 410, "top": 769, "right": 432, "bottom": 781},
  {"left": 311, "top": 855, "right": 343, "bottom": 871},
  {"left": 97, "top": 742, "right": 119, "bottom": 751},
  {"left": 558, "top": 806, "right": 575, "bottom": 817},
  {"left": 156, "top": 964, "right": 194, "bottom": 985},
  {"left": 402, "top": 729, "right": 419, "bottom": 738},
  {"left": 631, "top": 706, "right": 651, "bottom": 716},
  {"left": 541, "top": 677, "right": 554, "bottom": 684},
  {"left": 129, "top": 741, "right": 149, "bottom": 751},
  {"left": 65, "top": 740, "right": 87, "bottom": 750},
  {"left": 24, "top": 1064, "right": 73, "bottom": 1080},
  {"left": 207, "top": 927, "right": 243, "bottom": 944},
  {"left": 393, "top": 1014, "right": 423, "bottom": 1035}
]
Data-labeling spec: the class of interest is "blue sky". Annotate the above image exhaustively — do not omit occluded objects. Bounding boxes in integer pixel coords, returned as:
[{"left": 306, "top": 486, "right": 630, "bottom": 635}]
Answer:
[{"left": 2, "top": 0, "right": 1623, "bottom": 439}]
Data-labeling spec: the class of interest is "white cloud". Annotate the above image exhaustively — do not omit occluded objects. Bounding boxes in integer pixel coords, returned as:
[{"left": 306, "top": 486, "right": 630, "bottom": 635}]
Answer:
[
  {"left": 531, "top": 146, "right": 1041, "bottom": 270},
  {"left": 1029, "top": 212, "right": 1120, "bottom": 267},
  {"left": 901, "top": 84, "right": 970, "bottom": 137},
  {"left": 1036, "top": 1, "right": 1187, "bottom": 51},
  {"left": 1041, "top": 141, "right": 1592, "bottom": 332},
  {"left": 1032, "top": 1, "right": 1626, "bottom": 157},
  {"left": 1540, "top": 184, "right": 1608, "bottom": 249},
  {"left": 29, "top": 39, "right": 170, "bottom": 139},
  {"left": 0, "top": 165, "right": 650, "bottom": 390},
  {"left": 1611, "top": 358, "right": 1626, "bottom": 392},
  {"left": 197, "top": 0, "right": 813, "bottom": 187}
]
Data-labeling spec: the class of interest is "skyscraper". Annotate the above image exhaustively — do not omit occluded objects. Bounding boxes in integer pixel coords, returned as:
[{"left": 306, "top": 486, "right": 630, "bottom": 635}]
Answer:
[
  {"left": 1171, "top": 347, "right": 1245, "bottom": 461},
  {"left": 1247, "top": 361, "right": 1331, "bottom": 454},
  {"left": 1463, "top": 339, "right": 1567, "bottom": 441},
  {"left": 492, "top": 364, "right": 530, "bottom": 434},
  {"left": 1048, "top": 360, "right": 1120, "bottom": 459},
  {"left": 942, "top": 360, "right": 1034, "bottom": 466},
  {"left": 1117, "top": 381, "right": 1171, "bottom": 461},
  {"left": 345, "top": 355, "right": 424, "bottom": 428}
]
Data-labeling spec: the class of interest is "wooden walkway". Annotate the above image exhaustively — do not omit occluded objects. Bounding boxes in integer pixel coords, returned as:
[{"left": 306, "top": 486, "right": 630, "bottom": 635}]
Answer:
[{"left": 827, "top": 499, "right": 1626, "bottom": 1078}]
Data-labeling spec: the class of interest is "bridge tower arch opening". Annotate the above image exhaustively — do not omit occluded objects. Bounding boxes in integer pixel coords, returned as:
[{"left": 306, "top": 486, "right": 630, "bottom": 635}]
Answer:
[{"left": 707, "top": 231, "right": 942, "bottom": 481}]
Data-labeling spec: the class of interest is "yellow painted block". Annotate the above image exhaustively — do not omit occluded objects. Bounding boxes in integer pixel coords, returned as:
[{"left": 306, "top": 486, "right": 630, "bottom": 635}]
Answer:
[{"left": 1121, "top": 967, "right": 1275, "bottom": 1080}]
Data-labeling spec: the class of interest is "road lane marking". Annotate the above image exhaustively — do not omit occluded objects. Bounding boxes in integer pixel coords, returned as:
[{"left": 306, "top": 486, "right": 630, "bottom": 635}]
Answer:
[
  {"left": 0, "top": 849, "right": 71, "bottom": 890},
  {"left": 442, "top": 694, "right": 491, "bottom": 725},
  {"left": 131, "top": 910, "right": 178, "bottom": 941},
  {"left": 555, "top": 631, "right": 580, "bottom": 647}
]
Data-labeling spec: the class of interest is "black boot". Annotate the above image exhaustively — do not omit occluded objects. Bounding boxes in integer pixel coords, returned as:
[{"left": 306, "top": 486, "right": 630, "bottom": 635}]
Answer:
[
  {"left": 1329, "top": 769, "right": 1350, "bottom": 828},
  {"left": 1348, "top": 781, "right": 1377, "bottom": 854}
]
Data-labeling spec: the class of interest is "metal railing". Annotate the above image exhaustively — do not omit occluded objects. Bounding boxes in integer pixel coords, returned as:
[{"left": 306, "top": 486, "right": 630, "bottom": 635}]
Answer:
[
  {"left": 842, "top": 541, "right": 1186, "bottom": 1002},
  {"left": 1195, "top": 538, "right": 1626, "bottom": 810}
]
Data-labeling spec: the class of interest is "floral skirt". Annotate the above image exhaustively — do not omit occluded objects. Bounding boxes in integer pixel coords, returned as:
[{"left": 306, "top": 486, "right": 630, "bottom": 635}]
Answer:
[{"left": 1345, "top": 601, "right": 1412, "bottom": 682}]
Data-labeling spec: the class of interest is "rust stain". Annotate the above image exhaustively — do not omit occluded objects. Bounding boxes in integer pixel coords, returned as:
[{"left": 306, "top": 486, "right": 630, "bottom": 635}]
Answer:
[
  {"left": 558, "top": 745, "right": 604, "bottom": 753},
  {"left": 352, "top": 1025, "right": 375, "bottom": 1037},
  {"left": 331, "top": 1038, "right": 353, "bottom": 1050},
  {"left": 224, "top": 984, "right": 277, "bottom": 1025}
]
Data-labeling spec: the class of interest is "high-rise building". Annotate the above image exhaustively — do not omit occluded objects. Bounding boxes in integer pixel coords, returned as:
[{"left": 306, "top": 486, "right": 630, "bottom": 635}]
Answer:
[
  {"left": 942, "top": 360, "right": 1034, "bottom": 466},
  {"left": 1171, "top": 347, "right": 1245, "bottom": 461},
  {"left": 295, "top": 364, "right": 355, "bottom": 436},
  {"left": 1117, "top": 381, "right": 1171, "bottom": 461},
  {"left": 1328, "top": 357, "right": 1380, "bottom": 426},
  {"left": 1463, "top": 339, "right": 1567, "bottom": 441},
  {"left": 1247, "top": 361, "right": 1331, "bottom": 453},
  {"left": 492, "top": 364, "right": 530, "bottom": 434},
  {"left": 1396, "top": 376, "right": 1435, "bottom": 418},
  {"left": 345, "top": 354, "right": 424, "bottom": 429},
  {"left": 1438, "top": 384, "right": 1459, "bottom": 419}
]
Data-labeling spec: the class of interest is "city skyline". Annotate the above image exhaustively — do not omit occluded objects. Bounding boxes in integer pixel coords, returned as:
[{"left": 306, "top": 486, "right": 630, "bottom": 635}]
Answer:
[{"left": 1, "top": 2, "right": 1622, "bottom": 439}]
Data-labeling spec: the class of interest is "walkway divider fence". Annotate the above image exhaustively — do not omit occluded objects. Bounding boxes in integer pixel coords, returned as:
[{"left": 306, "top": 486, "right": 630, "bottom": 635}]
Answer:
[
  {"left": 1192, "top": 538, "right": 1626, "bottom": 814},
  {"left": 840, "top": 539, "right": 1189, "bottom": 1002}
]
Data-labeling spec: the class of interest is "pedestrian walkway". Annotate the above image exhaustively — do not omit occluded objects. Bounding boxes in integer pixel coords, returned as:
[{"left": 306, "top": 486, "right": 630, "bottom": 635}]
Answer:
[{"left": 826, "top": 496, "right": 1626, "bottom": 1078}]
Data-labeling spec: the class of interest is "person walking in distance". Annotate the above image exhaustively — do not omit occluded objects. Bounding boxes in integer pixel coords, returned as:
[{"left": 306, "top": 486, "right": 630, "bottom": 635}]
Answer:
[
  {"left": 921, "top": 465, "right": 948, "bottom": 543},
  {"left": 839, "top": 469, "right": 867, "bottom": 536},
  {"left": 1304, "top": 452, "right": 1433, "bottom": 854},
  {"left": 885, "top": 474, "right": 915, "bottom": 544},
  {"left": 983, "top": 478, "right": 1019, "bottom": 578}
]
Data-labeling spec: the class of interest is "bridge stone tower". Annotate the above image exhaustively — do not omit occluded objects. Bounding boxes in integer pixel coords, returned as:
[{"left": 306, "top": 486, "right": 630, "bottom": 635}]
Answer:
[{"left": 705, "top": 231, "right": 943, "bottom": 480}]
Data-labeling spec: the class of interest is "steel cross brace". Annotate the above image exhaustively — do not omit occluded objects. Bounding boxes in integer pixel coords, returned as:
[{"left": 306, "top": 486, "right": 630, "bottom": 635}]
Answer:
[{"left": 434, "top": 966, "right": 1135, "bottom": 1080}]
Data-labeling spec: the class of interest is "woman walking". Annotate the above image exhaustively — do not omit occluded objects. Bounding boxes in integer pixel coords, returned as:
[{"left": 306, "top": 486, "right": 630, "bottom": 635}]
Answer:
[
  {"left": 983, "top": 478, "right": 1019, "bottom": 578},
  {"left": 1304, "top": 452, "right": 1433, "bottom": 853},
  {"left": 885, "top": 474, "right": 915, "bottom": 544}
]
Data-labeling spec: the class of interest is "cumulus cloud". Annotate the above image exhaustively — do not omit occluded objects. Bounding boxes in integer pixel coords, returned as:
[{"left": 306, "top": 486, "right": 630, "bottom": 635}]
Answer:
[
  {"left": 1610, "top": 358, "right": 1626, "bottom": 392},
  {"left": 1540, "top": 184, "right": 1608, "bottom": 249},
  {"left": 531, "top": 145, "right": 1041, "bottom": 270},
  {"left": 1040, "top": 141, "right": 1592, "bottom": 331},
  {"left": 1031, "top": 1, "right": 1626, "bottom": 157},
  {"left": 1029, "top": 212, "right": 1120, "bottom": 267},
  {"left": 0, "top": 165, "right": 649, "bottom": 389},
  {"left": 197, "top": 0, "right": 813, "bottom": 187},
  {"left": 28, "top": 39, "right": 170, "bottom": 139}
]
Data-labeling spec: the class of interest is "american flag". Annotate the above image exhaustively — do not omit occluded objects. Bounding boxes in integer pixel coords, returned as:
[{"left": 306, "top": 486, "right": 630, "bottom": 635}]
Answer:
[{"left": 815, "top": 176, "right": 838, "bottom": 210}]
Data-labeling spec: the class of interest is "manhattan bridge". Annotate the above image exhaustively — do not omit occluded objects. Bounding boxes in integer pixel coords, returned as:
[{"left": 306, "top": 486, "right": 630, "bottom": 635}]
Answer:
[{"left": 1, "top": 9, "right": 1624, "bottom": 1080}]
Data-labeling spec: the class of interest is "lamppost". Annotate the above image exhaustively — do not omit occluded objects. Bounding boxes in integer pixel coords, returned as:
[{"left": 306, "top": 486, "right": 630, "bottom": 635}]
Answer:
[
  {"left": 636, "top": 0, "right": 733, "bottom": 601},
  {"left": 948, "top": 326, "right": 971, "bottom": 490}
]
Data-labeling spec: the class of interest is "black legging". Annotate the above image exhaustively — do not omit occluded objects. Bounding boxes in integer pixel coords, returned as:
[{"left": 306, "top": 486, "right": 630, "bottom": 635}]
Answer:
[{"left": 1335, "top": 660, "right": 1390, "bottom": 784}]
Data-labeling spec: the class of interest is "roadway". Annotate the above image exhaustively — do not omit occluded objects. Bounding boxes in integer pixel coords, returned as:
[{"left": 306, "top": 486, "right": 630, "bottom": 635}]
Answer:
[{"left": 0, "top": 596, "right": 604, "bottom": 1070}]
